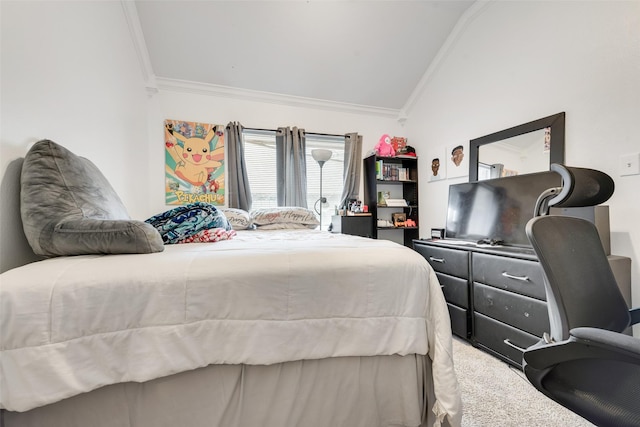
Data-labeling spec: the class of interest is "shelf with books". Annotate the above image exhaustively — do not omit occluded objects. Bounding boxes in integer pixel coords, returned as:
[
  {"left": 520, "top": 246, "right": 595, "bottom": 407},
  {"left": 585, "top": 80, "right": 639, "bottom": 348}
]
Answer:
[
  {"left": 374, "top": 158, "right": 415, "bottom": 182},
  {"left": 364, "top": 154, "right": 419, "bottom": 248}
]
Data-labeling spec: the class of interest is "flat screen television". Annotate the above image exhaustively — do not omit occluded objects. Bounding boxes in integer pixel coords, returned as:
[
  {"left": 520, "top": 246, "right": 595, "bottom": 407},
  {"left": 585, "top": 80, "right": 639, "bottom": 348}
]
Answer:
[{"left": 445, "top": 171, "right": 561, "bottom": 247}]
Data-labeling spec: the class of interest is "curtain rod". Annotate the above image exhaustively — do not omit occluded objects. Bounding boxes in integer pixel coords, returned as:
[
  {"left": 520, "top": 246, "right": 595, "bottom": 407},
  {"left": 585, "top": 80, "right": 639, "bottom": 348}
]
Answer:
[{"left": 244, "top": 127, "right": 344, "bottom": 138}]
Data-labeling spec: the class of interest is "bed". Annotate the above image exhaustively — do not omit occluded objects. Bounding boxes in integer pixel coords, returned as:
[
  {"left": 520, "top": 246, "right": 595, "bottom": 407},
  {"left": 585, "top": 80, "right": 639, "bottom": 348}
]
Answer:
[{"left": 0, "top": 140, "right": 462, "bottom": 427}]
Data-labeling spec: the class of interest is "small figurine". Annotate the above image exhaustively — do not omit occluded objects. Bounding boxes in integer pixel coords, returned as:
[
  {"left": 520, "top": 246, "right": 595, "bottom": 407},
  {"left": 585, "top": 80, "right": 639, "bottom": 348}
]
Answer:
[{"left": 375, "top": 134, "right": 396, "bottom": 157}]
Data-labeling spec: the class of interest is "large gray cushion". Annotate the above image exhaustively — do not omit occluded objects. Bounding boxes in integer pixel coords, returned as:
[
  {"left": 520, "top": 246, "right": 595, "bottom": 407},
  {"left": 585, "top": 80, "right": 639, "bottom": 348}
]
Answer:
[{"left": 20, "top": 140, "right": 164, "bottom": 257}]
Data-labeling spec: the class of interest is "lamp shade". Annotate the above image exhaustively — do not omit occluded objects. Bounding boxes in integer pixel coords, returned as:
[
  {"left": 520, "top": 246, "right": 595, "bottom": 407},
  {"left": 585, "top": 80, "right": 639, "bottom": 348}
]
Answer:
[{"left": 312, "top": 149, "right": 333, "bottom": 164}]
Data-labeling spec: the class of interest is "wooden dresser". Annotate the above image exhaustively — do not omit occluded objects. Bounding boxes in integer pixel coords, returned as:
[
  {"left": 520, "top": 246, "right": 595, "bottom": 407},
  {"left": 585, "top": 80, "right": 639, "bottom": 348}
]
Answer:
[{"left": 413, "top": 238, "right": 631, "bottom": 368}]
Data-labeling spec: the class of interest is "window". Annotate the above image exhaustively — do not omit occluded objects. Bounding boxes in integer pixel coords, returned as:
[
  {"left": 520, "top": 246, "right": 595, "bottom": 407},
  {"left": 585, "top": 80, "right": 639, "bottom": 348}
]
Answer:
[
  {"left": 478, "top": 162, "right": 492, "bottom": 181},
  {"left": 242, "top": 129, "right": 345, "bottom": 230}
]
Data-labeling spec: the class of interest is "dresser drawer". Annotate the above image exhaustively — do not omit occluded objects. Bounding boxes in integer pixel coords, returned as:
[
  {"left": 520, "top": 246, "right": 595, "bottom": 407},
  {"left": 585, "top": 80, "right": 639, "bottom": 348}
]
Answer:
[
  {"left": 413, "top": 244, "right": 469, "bottom": 279},
  {"left": 448, "top": 303, "right": 469, "bottom": 339},
  {"left": 473, "top": 312, "right": 541, "bottom": 368},
  {"left": 436, "top": 272, "right": 468, "bottom": 309},
  {"left": 473, "top": 283, "right": 549, "bottom": 337},
  {"left": 472, "top": 252, "right": 546, "bottom": 300}
]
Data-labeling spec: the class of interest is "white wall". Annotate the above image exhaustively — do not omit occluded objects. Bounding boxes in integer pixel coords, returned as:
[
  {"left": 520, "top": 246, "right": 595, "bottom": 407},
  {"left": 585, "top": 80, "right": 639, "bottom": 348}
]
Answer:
[
  {"left": 147, "top": 88, "right": 402, "bottom": 215},
  {"left": 404, "top": 1, "right": 640, "bottom": 325},
  {"left": 0, "top": 1, "right": 151, "bottom": 272}
]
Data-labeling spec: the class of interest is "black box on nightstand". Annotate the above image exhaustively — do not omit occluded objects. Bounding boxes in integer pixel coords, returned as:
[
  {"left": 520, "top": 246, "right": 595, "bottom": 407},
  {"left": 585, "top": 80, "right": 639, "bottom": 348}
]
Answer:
[{"left": 331, "top": 215, "right": 373, "bottom": 238}]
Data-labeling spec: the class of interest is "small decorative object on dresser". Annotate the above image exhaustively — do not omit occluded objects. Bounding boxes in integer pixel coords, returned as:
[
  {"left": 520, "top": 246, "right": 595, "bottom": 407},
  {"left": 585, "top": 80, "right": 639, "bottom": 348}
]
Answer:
[{"left": 431, "top": 228, "right": 445, "bottom": 239}]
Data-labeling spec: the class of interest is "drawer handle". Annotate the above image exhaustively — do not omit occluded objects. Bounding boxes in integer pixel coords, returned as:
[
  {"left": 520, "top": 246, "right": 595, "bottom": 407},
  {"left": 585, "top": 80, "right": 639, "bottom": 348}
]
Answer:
[
  {"left": 502, "top": 272, "right": 530, "bottom": 282},
  {"left": 503, "top": 339, "right": 526, "bottom": 353},
  {"left": 429, "top": 257, "right": 445, "bottom": 263}
]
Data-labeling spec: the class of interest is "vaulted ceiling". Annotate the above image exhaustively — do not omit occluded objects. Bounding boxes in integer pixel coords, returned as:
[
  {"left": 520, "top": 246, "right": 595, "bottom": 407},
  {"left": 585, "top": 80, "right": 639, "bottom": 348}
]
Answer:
[{"left": 134, "top": 1, "right": 476, "bottom": 113}]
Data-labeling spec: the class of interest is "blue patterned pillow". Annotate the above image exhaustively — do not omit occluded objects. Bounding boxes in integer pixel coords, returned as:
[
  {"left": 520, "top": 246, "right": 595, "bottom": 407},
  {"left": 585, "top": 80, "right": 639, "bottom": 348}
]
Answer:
[{"left": 145, "top": 202, "right": 232, "bottom": 244}]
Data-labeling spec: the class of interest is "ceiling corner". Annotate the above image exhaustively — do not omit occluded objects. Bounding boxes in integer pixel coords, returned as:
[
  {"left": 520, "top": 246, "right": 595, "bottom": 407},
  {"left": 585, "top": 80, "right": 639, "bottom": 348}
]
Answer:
[{"left": 401, "top": 0, "right": 494, "bottom": 118}]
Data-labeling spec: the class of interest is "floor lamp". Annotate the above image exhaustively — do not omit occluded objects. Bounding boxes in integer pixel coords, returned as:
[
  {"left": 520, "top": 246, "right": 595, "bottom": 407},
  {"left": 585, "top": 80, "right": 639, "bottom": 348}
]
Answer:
[{"left": 311, "top": 149, "right": 333, "bottom": 230}]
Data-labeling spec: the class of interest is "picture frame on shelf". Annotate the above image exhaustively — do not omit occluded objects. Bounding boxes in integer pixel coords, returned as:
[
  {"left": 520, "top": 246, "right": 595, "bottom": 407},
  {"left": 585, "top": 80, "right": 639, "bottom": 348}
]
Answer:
[{"left": 378, "top": 191, "right": 391, "bottom": 206}]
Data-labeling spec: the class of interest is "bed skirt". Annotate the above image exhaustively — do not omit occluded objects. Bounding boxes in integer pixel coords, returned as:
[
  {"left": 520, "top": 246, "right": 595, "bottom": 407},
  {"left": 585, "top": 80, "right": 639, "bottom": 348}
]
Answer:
[{"left": 2, "top": 354, "right": 450, "bottom": 427}]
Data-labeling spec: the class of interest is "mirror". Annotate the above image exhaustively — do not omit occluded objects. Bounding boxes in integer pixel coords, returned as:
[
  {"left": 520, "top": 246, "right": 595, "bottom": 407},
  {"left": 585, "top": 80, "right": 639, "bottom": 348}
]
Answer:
[{"left": 469, "top": 112, "right": 565, "bottom": 181}]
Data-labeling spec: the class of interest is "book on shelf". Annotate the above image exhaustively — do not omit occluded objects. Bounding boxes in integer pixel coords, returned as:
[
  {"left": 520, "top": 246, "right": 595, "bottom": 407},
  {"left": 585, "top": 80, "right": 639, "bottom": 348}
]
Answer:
[
  {"left": 398, "top": 167, "right": 408, "bottom": 181},
  {"left": 375, "top": 160, "right": 383, "bottom": 180},
  {"left": 390, "top": 165, "right": 398, "bottom": 181}
]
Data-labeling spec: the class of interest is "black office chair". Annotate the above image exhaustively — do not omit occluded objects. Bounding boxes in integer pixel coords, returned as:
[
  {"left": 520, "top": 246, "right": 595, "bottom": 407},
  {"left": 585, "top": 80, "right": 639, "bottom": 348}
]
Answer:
[{"left": 524, "top": 164, "right": 640, "bottom": 427}]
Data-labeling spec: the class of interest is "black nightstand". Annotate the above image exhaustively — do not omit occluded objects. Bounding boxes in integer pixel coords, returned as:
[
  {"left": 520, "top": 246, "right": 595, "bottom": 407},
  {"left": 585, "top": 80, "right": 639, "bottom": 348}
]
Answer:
[{"left": 330, "top": 215, "right": 373, "bottom": 238}]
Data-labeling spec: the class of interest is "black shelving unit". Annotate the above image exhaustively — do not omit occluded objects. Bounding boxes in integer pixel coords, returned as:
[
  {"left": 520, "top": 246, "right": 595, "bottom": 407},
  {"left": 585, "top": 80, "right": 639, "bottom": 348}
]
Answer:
[{"left": 363, "top": 154, "right": 419, "bottom": 248}]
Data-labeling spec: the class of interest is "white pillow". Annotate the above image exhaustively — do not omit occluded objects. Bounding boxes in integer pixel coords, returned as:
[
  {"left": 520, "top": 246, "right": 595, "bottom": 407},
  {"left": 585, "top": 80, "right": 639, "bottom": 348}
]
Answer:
[
  {"left": 251, "top": 207, "right": 319, "bottom": 229},
  {"left": 256, "top": 223, "right": 313, "bottom": 230},
  {"left": 220, "top": 208, "right": 253, "bottom": 230}
]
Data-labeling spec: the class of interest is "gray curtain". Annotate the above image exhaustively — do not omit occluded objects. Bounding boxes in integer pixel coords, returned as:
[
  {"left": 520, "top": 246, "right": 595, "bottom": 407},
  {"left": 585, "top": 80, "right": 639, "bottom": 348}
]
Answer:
[
  {"left": 340, "top": 133, "right": 363, "bottom": 209},
  {"left": 276, "top": 127, "right": 307, "bottom": 207},
  {"left": 226, "top": 122, "right": 253, "bottom": 211}
]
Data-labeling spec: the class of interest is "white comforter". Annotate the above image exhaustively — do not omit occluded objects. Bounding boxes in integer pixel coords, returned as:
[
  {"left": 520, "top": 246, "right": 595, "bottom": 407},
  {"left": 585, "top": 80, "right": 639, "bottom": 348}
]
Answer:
[{"left": 0, "top": 230, "right": 461, "bottom": 423}]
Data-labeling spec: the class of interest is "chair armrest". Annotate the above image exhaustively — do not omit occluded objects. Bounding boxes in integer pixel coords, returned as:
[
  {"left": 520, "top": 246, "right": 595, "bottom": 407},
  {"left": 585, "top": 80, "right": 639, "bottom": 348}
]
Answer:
[
  {"left": 629, "top": 307, "right": 640, "bottom": 326},
  {"left": 524, "top": 327, "right": 640, "bottom": 370}
]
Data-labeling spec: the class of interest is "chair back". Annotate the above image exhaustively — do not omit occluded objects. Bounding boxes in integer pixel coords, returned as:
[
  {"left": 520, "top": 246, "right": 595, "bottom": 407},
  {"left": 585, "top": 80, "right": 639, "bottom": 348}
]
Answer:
[{"left": 526, "top": 215, "right": 630, "bottom": 340}]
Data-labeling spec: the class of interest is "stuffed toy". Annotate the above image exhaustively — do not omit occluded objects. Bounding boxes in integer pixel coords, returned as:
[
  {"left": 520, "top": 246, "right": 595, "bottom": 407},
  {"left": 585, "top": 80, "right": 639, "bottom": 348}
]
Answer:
[{"left": 375, "top": 134, "right": 396, "bottom": 157}]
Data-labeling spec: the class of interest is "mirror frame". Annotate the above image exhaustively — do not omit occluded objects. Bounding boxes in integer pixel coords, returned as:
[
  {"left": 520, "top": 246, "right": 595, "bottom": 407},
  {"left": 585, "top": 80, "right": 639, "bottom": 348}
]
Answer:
[{"left": 468, "top": 112, "right": 565, "bottom": 181}]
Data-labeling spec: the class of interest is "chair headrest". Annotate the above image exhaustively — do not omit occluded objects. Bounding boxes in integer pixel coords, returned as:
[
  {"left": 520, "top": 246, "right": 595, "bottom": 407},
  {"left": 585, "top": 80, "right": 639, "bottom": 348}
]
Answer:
[{"left": 547, "top": 163, "right": 615, "bottom": 208}]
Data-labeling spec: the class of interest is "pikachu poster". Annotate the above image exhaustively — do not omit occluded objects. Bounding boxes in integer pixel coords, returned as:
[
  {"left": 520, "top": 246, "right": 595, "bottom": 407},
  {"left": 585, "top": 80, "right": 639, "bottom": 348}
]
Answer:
[{"left": 164, "top": 119, "right": 225, "bottom": 205}]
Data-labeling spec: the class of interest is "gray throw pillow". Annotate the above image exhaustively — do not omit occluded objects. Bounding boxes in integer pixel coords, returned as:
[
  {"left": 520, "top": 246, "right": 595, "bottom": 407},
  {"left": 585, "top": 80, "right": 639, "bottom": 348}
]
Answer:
[{"left": 20, "top": 139, "right": 164, "bottom": 257}]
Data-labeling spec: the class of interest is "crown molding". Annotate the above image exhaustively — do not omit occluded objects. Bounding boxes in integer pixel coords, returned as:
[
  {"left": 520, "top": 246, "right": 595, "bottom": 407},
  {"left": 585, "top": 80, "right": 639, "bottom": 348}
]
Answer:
[
  {"left": 121, "top": 0, "right": 157, "bottom": 94},
  {"left": 156, "top": 77, "right": 402, "bottom": 119},
  {"left": 401, "top": 0, "right": 493, "bottom": 118}
]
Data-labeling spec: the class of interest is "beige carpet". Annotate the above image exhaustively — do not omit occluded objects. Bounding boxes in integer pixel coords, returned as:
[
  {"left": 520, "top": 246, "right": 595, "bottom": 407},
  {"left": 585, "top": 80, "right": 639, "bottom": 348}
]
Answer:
[{"left": 452, "top": 337, "right": 595, "bottom": 426}]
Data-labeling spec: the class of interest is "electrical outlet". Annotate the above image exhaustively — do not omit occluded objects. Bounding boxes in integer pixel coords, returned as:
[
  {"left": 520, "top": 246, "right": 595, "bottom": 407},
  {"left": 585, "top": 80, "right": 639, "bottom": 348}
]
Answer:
[{"left": 619, "top": 152, "right": 640, "bottom": 176}]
